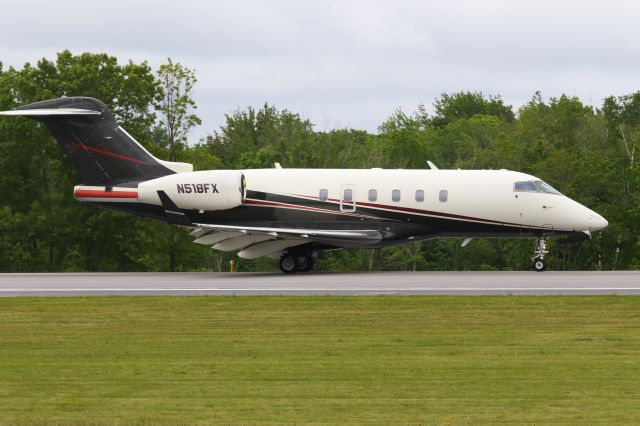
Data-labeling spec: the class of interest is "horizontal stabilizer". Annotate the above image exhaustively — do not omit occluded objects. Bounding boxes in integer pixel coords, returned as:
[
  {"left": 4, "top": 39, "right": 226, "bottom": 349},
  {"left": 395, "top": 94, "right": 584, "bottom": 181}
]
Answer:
[{"left": 0, "top": 108, "right": 101, "bottom": 116}]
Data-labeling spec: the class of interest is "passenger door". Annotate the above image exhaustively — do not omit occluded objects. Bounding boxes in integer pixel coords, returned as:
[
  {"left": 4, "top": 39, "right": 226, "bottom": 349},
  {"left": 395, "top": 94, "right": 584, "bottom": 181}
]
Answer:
[{"left": 340, "top": 184, "right": 356, "bottom": 212}]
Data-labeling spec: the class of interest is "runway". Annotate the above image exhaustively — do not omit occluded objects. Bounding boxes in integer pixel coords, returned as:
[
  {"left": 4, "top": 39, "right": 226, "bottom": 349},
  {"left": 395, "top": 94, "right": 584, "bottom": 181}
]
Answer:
[{"left": 0, "top": 271, "right": 638, "bottom": 296}]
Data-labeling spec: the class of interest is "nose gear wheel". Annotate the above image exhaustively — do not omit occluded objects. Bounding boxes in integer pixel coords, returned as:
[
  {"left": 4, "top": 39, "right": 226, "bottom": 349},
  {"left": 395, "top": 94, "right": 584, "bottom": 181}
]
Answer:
[{"left": 532, "top": 236, "right": 549, "bottom": 272}]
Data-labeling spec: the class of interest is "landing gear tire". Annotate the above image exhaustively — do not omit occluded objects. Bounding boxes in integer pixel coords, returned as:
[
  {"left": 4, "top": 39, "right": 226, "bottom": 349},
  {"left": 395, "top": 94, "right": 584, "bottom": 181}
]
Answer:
[
  {"left": 279, "top": 255, "right": 298, "bottom": 274},
  {"left": 531, "top": 235, "right": 549, "bottom": 272},
  {"left": 533, "top": 257, "right": 547, "bottom": 272},
  {"left": 296, "top": 255, "right": 314, "bottom": 273}
]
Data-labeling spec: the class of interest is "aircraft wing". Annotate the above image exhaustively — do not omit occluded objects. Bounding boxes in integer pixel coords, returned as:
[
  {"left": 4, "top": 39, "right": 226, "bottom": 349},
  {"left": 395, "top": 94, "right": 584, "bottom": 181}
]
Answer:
[{"left": 191, "top": 223, "right": 382, "bottom": 259}]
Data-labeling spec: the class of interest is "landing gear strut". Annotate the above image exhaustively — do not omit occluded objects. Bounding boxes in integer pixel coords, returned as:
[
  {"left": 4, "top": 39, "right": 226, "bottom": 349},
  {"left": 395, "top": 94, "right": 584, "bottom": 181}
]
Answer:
[
  {"left": 532, "top": 236, "right": 548, "bottom": 272},
  {"left": 279, "top": 251, "right": 315, "bottom": 273}
]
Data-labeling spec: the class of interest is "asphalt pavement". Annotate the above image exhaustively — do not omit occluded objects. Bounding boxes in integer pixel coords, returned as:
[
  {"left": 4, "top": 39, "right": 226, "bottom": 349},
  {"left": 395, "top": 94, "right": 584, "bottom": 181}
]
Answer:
[{"left": 0, "top": 271, "right": 638, "bottom": 296}]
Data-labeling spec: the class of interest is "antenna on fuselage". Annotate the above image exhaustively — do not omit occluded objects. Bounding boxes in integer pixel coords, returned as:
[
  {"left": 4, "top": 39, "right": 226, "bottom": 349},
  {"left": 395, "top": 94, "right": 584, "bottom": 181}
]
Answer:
[{"left": 427, "top": 161, "right": 438, "bottom": 170}]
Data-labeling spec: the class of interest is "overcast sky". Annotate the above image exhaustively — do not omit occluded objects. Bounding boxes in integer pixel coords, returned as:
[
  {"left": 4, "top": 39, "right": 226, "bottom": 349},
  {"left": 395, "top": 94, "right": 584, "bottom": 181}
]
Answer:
[{"left": 1, "top": 0, "right": 639, "bottom": 139}]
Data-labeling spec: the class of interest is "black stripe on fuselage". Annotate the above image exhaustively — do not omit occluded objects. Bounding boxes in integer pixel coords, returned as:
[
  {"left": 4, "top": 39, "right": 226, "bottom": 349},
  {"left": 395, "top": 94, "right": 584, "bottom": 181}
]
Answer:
[{"left": 91, "top": 189, "right": 557, "bottom": 246}]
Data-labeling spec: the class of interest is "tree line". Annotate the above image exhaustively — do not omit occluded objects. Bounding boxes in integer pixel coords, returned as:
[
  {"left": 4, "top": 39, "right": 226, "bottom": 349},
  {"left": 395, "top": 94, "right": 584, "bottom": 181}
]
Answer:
[{"left": 0, "top": 51, "right": 638, "bottom": 272}]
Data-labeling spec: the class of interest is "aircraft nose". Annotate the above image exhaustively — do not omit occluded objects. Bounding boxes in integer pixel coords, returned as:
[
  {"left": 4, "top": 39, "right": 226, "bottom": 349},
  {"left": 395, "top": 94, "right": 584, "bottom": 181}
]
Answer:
[
  {"left": 586, "top": 211, "right": 608, "bottom": 231},
  {"left": 563, "top": 197, "right": 608, "bottom": 232}
]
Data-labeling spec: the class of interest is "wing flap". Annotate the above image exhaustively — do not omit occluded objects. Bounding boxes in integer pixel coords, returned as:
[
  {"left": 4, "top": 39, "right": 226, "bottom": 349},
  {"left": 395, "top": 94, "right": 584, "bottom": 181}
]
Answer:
[
  {"left": 190, "top": 228, "right": 212, "bottom": 238},
  {"left": 238, "top": 239, "right": 309, "bottom": 259},
  {"left": 193, "top": 223, "right": 381, "bottom": 243},
  {"left": 190, "top": 223, "right": 382, "bottom": 259},
  {"left": 213, "top": 234, "right": 275, "bottom": 252},
  {"left": 193, "top": 231, "right": 244, "bottom": 245}
]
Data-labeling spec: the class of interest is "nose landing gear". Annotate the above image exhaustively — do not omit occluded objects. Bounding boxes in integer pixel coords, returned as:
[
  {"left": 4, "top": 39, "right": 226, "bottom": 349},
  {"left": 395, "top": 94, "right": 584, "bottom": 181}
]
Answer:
[{"left": 532, "top": 236, "right": 548, "bottom": 272}]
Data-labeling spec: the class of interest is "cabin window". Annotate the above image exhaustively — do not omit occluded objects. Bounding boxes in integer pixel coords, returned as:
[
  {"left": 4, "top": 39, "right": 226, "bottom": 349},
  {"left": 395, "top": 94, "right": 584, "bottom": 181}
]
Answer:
[
  {"left": 368, "top": 189, "right": 377, "bottom": 202},
  {"left": 439, "top": 190, "right": 448, "bottom": 202},
  {"left": 415, "top": 190, "right": 424, "bottom": 202},
  {"left": 392, "top": 189, "right": 401, "bottom": 202},
  {"left": 514, "top": 181, "right": 539, "bottom": 192},
  {"left": 343, "top": 188, "right": 353, "bottom": 202},
  {"left": 319, "top": 188, "right": 328, "bottom": 201}
]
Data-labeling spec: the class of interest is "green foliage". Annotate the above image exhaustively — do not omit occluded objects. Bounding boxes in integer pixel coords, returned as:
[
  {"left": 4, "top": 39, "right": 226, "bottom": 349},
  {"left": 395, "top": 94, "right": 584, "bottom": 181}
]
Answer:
[
  {"left": 431, "top": 91, "right": 515, "bottom": 128},
  {"left": 155, "top": 58, "right": 201, "bottom": 161},
  {"left": 0, "top": 51, "right": 638, "bottom": 271},
  {"left": 206, "top": 103, "right": 316, "bottom": 168},
  {"left": 0, "top": 51, "right": 210, "bottom": 272},
  {"left": 375, "top": 108, "right": 431, "bottom": 168}
]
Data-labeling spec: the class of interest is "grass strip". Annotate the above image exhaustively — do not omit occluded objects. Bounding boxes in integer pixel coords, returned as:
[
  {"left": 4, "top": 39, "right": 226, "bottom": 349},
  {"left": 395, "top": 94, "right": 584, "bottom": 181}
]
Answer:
[{"left": 0, "top": 296, "right": 639, "bottom": 424}]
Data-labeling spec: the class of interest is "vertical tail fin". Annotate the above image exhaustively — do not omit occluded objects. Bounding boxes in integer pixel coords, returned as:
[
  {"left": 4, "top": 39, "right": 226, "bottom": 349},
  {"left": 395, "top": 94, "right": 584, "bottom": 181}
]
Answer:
[{"left": 0, "top": 97, "right": 192, "bottom": 185}]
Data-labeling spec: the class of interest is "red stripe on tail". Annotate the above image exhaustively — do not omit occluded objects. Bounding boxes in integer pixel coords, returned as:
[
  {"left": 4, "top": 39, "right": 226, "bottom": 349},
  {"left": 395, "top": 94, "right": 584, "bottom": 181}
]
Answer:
[
  {"left": 70, "top": 143, "right": 146, "bottom": 164},
  {"left": 74, "top": 189, "right": 138, "bottom": 199}
]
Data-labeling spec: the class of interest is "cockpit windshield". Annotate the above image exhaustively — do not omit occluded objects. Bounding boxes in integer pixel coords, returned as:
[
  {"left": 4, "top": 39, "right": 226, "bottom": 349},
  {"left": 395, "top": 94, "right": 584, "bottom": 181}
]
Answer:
[
  {"left": 514, "top": 180, "right": 562, "bottom": 195},
  {"left": 535, "top": 181, "right": 561, "bottom": 194},
  {"left": 514, "top": 181, "right": 538, "bottom": 192}
]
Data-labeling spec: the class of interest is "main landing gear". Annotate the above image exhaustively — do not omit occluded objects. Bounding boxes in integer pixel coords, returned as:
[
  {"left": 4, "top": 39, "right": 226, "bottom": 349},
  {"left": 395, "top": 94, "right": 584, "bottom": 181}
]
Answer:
[
  {"left": 279, "top": 251, "right": 315, "bottom": 273},
  {"left": 532, "top": 235, "right": 549, "bottom": 272}
]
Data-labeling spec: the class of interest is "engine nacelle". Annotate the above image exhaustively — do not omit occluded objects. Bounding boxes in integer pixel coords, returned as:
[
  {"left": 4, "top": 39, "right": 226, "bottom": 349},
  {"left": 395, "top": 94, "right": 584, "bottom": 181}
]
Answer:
[{"left": 138, "top": 170, "right": 245, "bottom": 211}]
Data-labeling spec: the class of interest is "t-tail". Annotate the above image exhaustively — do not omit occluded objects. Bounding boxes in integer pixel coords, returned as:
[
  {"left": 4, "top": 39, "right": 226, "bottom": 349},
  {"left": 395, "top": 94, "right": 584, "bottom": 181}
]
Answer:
[
  {"left": 0, "top": 97, "right": 244, "bottom": 223},
  {"left": 0, "top": 96, "right": 192, "bottom": 186}
]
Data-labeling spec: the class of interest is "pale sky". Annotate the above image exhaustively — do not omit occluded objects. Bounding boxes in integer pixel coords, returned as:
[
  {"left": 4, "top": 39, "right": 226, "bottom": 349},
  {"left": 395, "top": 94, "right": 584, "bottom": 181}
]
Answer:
[{"left": 1, "top": 0, "right": 639, "bottom": 140}]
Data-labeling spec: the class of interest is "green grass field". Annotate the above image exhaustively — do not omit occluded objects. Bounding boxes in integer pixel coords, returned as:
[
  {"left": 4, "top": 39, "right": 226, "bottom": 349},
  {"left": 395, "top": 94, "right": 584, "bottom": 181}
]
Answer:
[{"left": 1, "top": 296, "right": 639, "bottom": 424}]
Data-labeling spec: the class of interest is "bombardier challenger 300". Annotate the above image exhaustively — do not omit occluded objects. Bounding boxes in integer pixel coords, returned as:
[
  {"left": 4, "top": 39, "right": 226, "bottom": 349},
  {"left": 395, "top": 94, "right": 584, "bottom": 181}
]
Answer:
[{"left": 0, "top": 97, "right": 608, "bottom": 273}]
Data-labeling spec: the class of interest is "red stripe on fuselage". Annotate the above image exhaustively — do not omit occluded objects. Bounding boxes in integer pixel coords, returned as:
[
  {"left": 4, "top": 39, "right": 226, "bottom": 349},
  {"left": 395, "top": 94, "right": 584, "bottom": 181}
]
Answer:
[
  {"left": 244, "top": 198, "right": 346, "bottom": 215},
  {"left": 70, "top": 143, "right": 146, "bottom": 164},
  {"left": 74, "top": 189, "right": 138, "bottom": 199}
]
